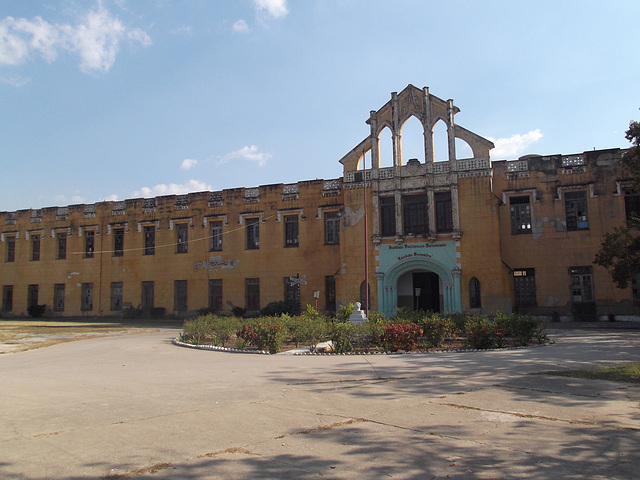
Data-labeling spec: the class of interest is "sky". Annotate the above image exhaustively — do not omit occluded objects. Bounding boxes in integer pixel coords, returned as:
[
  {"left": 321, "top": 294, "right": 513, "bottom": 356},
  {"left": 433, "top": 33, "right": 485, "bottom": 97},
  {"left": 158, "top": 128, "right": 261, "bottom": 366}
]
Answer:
[{"left": 1, "top": 0, "right": 639, "bottom": 212}]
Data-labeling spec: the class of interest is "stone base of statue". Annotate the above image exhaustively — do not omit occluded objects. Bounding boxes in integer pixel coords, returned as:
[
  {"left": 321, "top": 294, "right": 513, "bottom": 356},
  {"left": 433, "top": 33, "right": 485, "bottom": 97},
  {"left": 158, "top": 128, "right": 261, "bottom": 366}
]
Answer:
[{"left": 349, "top": 302, "right": 368, "bottom": 324}]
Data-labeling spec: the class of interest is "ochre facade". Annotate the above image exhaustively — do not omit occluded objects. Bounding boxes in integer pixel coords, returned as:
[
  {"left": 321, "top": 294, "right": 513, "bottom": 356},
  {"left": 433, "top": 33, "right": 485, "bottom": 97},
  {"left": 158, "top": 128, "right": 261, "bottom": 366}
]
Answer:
[{"left": 1, "top": 85, "right": 638, "bottom": 320}]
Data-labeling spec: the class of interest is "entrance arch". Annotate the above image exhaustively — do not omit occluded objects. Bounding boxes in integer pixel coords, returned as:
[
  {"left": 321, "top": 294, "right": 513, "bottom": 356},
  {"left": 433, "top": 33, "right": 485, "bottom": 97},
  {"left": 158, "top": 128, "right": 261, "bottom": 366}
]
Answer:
[{"left": 378, "top": 257, "right": 461, "bottom": 317}]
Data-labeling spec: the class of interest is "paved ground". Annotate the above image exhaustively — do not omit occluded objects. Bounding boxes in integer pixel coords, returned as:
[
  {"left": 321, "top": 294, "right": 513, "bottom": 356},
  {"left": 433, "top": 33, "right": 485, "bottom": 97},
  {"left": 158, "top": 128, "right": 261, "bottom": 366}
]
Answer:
[{"left": 0, "top": 327, "right": 639, "bottom": 479}]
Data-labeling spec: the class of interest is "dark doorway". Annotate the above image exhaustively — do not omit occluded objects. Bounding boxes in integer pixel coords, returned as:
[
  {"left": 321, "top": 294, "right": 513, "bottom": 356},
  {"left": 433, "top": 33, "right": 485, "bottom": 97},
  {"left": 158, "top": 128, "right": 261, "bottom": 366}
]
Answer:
[{"left": 413, "top": 272, "right": 440, "bottom": 312}]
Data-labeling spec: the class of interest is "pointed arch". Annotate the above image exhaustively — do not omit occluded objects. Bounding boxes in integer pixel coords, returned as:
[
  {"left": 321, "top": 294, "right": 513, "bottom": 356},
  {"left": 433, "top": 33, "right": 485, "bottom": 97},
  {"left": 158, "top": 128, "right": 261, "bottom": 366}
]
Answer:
[
  {"left": 400, "top": 115, "right": 424, "bottom": 164},
  {"left": 455, "top": 138, "right": 474, "bottom": 160},
  {"left": 378, "top": 125, "right": 393, "bottom": 168},
  {"left": 432, "top": 118, "right": 449, "bottom": 163},
  {"left": 469, "top": 276, "right": 481, "bottom": 308}
]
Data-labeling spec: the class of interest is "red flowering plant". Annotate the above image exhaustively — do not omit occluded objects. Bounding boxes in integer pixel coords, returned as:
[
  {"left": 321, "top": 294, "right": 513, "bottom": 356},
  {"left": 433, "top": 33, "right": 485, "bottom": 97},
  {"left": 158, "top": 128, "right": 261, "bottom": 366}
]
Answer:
[
  {"left": 463, "top": 315, "right": 498, "bottom": 349},
  {"left": 252, "top": 319, "right": 285, "bottom": 354},
  {"left": 382, "top": 323, "right": 422, "bottom": 352}
]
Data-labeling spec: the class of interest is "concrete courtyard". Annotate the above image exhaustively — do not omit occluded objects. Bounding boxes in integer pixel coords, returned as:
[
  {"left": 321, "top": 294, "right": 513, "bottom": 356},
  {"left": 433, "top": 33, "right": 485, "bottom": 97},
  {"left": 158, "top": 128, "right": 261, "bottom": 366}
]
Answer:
[{"left": 1, "top": 326, "right": 639, "bottom": 479}]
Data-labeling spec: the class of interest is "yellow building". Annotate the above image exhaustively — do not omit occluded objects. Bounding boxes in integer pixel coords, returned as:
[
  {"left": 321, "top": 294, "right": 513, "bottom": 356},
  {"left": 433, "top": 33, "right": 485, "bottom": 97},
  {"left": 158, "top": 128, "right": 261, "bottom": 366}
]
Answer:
[{"left": 1, "top": 85, "right": 638, "bottom": 321}]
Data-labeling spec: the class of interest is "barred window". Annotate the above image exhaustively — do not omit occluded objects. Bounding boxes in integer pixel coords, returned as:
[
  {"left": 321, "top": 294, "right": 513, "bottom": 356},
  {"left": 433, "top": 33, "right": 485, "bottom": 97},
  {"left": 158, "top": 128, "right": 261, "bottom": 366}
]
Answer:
[
  {"left": 211, "top": 221, "right": 223, "bottom": 251},
  {"left": 284, "top": 215, "right": 299, "bottom": 247},
  {"left": 114, "top": 228, "right": 124, "bottom": 257},
  {"left": 176, "top": 224, "right": 188, "bottom": 254},
  {"left": 325, "top": 212, "right": 340, "bottom": 245},
  {"left": 246, "top": 218, "right": 260, "bottom": 250},
  {"left": 246, "top": 278, "right": 260, "bottom": 311},
  {"left": 513, "top": 269, "right": 536, "bottom": 307},
  {"left": 403, "top": 195, "right": 428, "bottom": 235},
  {"left": 565, "top": 191, "right": 588, "bottom": 231},
  {"left": 380, "top": 197, "right": 396, "bottom": 237},
  {"left": 435, "top": 192, "right": 453, "bottom": 233},
  {"left": 509, "top": 196, "right": 531, "bottom": 234}
]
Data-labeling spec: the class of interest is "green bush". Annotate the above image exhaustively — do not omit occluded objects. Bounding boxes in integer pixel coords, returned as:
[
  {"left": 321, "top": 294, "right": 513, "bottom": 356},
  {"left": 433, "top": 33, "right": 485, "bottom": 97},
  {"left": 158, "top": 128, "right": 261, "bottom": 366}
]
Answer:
[
  {"left": 510, "top": 314, "right": 542, "bottom": 346},
  {"left": 463, "top": 315, "right": 497, "bottom": 349},
  {"left": 329, "top": 321, "right": 354, "bottom": 353},
  {"left": 336, "top": 303, "right": 356, "bottom": 323},
  {"left": 252, "top": 320, "right": 286, "bottom": 354},
  {"left": 27, "top": 304, "right": 46, "bottom": 318},
  {"left": 418, "top": 314, "right": 456, "bottom": 348},
  {"left": 261, "top": 300, "right": 298, "bottom": 316},
  {"left": 352, "top": 320, "right": 385, "bottom": 352},
  {"left": 293, "top": 306, "right": 329, "bottom": 351}
]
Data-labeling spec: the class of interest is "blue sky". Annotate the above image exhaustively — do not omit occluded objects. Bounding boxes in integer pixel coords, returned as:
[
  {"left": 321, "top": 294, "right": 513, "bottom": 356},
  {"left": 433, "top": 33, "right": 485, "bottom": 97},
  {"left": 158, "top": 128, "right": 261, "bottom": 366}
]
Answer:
[{"left": 1, "top": 0, "right": 639, "bottom": 212}]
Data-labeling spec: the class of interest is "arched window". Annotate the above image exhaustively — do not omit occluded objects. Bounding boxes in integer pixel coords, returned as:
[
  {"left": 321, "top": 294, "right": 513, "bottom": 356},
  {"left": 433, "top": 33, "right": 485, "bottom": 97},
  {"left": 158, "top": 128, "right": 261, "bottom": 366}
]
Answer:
[
  {"left": 360, "top": 281, "right": 371, "bottom": 310},
  {"left": 378, "top": 126, "right": 393, "bottom": 168},
  {"left": 400, "top": 115, "right": 424, "bottom": 164},
  {"left": 469, "top": 277, "right": 481, "bottom": 309},
  {"left": 432, "top": 119, "right": 449, "bottom": 163}
]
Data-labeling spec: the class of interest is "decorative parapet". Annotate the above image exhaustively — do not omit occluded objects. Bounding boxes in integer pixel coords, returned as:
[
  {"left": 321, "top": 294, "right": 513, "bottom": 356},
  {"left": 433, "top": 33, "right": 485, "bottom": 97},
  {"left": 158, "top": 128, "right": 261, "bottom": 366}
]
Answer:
[
  {"left": 322, "top": 179, "right": 341, "bottom": 197},
  {"left": 30, "top": 210, "right": 43, "bottom": 223},
  {"left": 175, "top": 195, "right": 189, "bottom": 210},
  {"left": 208, "top": 192, "right": 224, "bottom": 207},
  {"left": 457, "top": 157, "right": 490, "bottom": 171},
  {"left": 112, "top": 202, "right": 126, "bottom": 216},
  {"left": 244, "top": 187, "right": 260, "bottom": 205},
  {"left": 5, "top": 212, "right": 16, "bottom": 225},
  {"left": 56, "top": 207, "right": 68, "bottom": 221},
  {"left": 83, "top": 204, "right": 96, "bottom": 219},
  {"left": 142, "top": 198, "right": 157, "bottom": 213},
  {"left": 431, "top": 162, "right": 450, "bottom": 174},
  {"left": 282, "top": 184, "right": 299, "bottom": 201},
  {"left": 562, "top": 155, "right": 584, "bottom": 167},
  {"left": 377, "top": 167, "right": 395, "bottom": 179},
  {"left": 506, "top": 159, "right": 530, "bottom": 179}
]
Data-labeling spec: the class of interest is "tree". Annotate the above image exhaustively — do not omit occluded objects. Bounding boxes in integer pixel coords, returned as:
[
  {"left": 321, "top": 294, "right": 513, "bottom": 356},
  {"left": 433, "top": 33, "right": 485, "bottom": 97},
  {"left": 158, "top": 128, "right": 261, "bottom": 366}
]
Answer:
[{"left": 594, "top": 119, "right": 640, "bottom": 288}]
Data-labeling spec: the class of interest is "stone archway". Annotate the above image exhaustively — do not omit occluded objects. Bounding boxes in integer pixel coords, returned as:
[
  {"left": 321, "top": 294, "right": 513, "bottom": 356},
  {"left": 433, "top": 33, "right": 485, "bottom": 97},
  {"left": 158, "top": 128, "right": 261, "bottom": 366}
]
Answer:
[{"left": 378, "top": 257, "right": 461, "bottom": 317}]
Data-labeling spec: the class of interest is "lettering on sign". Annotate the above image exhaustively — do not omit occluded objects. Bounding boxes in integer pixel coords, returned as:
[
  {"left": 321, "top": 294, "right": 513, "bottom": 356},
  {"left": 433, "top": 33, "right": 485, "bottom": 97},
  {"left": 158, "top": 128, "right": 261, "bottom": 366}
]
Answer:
[
  {"left": 388, "top": 243, "right": 446, "bottom": 250},
  {"left": 195, "top": 256, "right": 240, "bottom": 271},
  {"left": 397, "top": 252, "right": 432, "bottom": 261}
]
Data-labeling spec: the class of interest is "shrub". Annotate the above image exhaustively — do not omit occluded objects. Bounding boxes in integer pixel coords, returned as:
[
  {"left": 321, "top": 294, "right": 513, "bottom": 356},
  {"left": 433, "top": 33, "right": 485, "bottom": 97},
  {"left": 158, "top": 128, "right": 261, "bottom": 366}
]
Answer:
[
  {"left": 418, "top": 314, "right": 456, "bottom": 348},
  {"left": 352, "top": 320, "right": 385, "bottom": 352},
  {"left": 261, "top": 300, "right": 298, "bottom": 317},
  {"left": 329, "top": 321, "right": 354, "bottom": 353},
  {"left": 393, "top": 307, "right": 427, "bottom": 325},
  {"left": 463, "top": 315, "right": 497, "bottom": 349},
  {"left": 510, "top": 314, "right": 542, "bottom": 346},
  {"left": 27, "top": 304, "right": 46, "bottom": 318},
  {"left": 336, "top": 303, "right": 356, "bottom": 323},
  {"left": 181, "top": 315, "right": 214, "bottom": 345},
  {"left": 293, "top": 306, "right": 329, "bottom": 351},
  {"left": 149, "top": 307, "right": 166, "bottom": 319},
  {"left": 236, "top": 324, "right": 258, "bottom": 346},
  {"left": 252, "top": 321, "right": 286, "bottom": 354},
  {"left": 383, "top": 323, "right": 422, "bottom": 352}
]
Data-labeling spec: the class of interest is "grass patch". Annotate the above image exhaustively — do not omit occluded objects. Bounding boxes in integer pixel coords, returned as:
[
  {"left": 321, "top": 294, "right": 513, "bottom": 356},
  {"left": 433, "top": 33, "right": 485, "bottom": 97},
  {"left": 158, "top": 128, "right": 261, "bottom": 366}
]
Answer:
[{"left": 544, "top": 362, "right": 640, "bottom": 384}]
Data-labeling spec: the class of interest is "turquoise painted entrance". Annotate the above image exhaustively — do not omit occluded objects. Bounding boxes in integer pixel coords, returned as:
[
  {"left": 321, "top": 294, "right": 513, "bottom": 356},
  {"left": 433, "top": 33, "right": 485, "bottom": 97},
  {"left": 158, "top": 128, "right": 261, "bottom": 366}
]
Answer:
[{"left": 376, "top": 242, "right": 462, "bottom": 317}]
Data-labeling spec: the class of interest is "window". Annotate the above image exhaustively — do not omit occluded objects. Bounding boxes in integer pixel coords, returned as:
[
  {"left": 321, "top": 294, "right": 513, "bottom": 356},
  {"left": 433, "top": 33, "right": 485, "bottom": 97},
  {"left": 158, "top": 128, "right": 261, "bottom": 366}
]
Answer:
[
  {"left": 435, "top": 192, "right": 453, "bottom": 233},
  {"left": 53, "top": 284, "right": 65, "bottom": 312},
  {"left": 565, "top": 191, "right": 588, "bottom": 231},
  {"left": 110, "top": 282, "right": 123, "bottom": 311},
  {"left": 174, "top": 280, "right": 188, "bottom": 311},
  {"left": 469, "top": 277, "right": 481, "bottom": 308},
  {"left": 27, "top": 284, "right": 38, "bottom": 309},
  {"left": 2, "top": 285, "right": 13, "bottom": 312},
  {"left": 513, "top": 269, "right": 536, "bottom": 307},
  {"left": 325, "top": 211, "right": 340, "bottom": 245},
  {"left": 31, "top": 234, "right": 40, "bottom": 261},
  {"left": 85, "top": 230, "right": 95, "bottom": 258},
  {"left": 141, "top": 281, "right": 154, "bottom": 309},
  {"left": 403, "top": 195, "right": 428, "bottom": 235},
  {"left": 624, "top": 189, "right": 640, "bottom": 222},
  {"left": 176, "top": 224, "right": 188, "bottom": 254},
  {"left": 284, "top": 215, "right": 299, "bottom": 247},
  {"left": 113, "top": 228, "right": 124, "bottom": 257},
  {"left": 6, "top": 235, "right": 15, "bottom": 262},
  {"left": 360, "top": 281, "right": 371, "bottom": 311},
  {"left": 144, "top": 226, "right": 155, "bottom": 255},
  {"left": 246, "top": 218, "right": 260, "bottom": 250},
  {"left": 509, "top": 196, "right": 531, "bottom": 234},
  {"left": 633, "top": 273, "right": 640, "bottom": 306},
  {"left": 245, "top": 278, "right": 260, "bottom": 311},
  {"left": 570, "top": 266, "right": 594, "bottom": 303},
  {"left": 57, "top": 232, "right": 67, "bottom": 260},
  {"left": 81, "top": 283, "right": 93, "bottom": 311},
  {"left": 325, "top": 275, "right": 336, "bottom": 313},
  {"left": 284, "top": 277, "right": 298, "bottom": 306},
  {"left": 211, "top": 221, "right": 223, "bottom": 251},
  {"left": 380, "top": 197, "right": 396, "bottom": 236},
  {"left": 208, "top": 279, "right": 222, "bottom": 311}
]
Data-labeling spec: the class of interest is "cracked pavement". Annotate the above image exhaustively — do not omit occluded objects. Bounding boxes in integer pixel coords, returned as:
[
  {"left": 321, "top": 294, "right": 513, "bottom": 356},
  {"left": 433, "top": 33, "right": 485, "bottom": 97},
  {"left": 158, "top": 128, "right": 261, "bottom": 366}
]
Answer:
[{"left": 0, "top": 328, "right": 639, "bottom": 479}]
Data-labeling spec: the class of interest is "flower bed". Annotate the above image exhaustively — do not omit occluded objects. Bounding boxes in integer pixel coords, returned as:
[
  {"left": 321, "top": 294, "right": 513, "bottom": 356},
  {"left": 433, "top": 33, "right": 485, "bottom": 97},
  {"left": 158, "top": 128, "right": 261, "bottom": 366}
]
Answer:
[{"left": 178, "top": 307, "right": 549, "bottom": 354}]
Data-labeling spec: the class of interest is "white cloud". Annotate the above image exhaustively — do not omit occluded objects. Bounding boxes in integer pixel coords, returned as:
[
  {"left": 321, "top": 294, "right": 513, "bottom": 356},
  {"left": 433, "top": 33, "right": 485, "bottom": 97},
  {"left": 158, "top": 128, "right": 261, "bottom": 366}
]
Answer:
[
  {"left": 131, "top": 179, "right": 212, "bottom": 198},
  {"left": 253, "top": 0, "right": 289, "bottom": 18},
  {"left": 219, "top": 145, "right": 272, "bottom": 167},
  {"left": 232, "top": 19, "right": 249, "bottom": 33},
  {"left": 180, "top": 158, "right": 197, "bottom": 170},
  {"left": 0, "top": 6, "right": 151, "bottom": 74},
  {"left": 487, "top": 129, "right": 543, "bottom": 159},
  {"left": 102, "top": 193, "right": 119, "bottom": 202},
  {"left": 0, "top": 74, "right": 29, "bottom": 87}
]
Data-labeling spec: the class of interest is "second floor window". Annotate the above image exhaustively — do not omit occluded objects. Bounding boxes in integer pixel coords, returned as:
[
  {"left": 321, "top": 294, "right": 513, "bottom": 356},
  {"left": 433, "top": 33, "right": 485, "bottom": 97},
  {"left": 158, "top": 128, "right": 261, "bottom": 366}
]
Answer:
[
  {"left": 565, "top": 191, "right": 588, "bottom": 231},
  {"left": 380, "top": 197, "right": 396, "bottom": 237},
  {"left": 211, "top": 221, "right": 223, "bottom": 251},
  {"left": 114, "top": 228, "right": 124, "bottom": 256},
  {"left": 325, "top": 212, "right": 340, "bottom": 245},
  {"left": 284, "top": 215, "right": 299, "bottom": 247},
  {"left": 57, "top": 232, "right": 67, "bottom": 260},
  {"left": 177, "top": 224, "right": 188, "bottom": 254},
  {"left": 6, "top": 236, "right": 15, "bottom": 262},
  {"left": 435, "top": 192, "right": 453, "bottom": 233},
  {"left": 403, "top": 195, "right": 428, "bottom": 235},
  {"left": 85, "top": 230, "right": 94, "bottom": 258},
  {"left": 31, "top": 234, "right": 40, "bottom": 261},
  {"left": 246, "top": 218, "right": 260, "bottom": 250},
  {"left": 144, "top": 226, "right": 155, "bottom": 255},
  {"left": 510, "top": 196, "right": 531, "bottom": 234}
]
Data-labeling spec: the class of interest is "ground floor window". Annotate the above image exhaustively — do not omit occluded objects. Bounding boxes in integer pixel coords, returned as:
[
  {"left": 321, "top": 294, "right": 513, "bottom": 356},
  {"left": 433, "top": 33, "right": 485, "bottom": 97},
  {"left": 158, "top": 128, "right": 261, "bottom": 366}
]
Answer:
[
  {"left": 325, "top": 276, "right": 336, "bottom": 314},
  {"left": 469, "top": 277, "right": 481, "bottom": 308},
  {"left": 570, "top": 266, "right": 593, "bottom": 303},
  {"left": 111, "top": 282, "right": 123, "bottom": 311},
  {"left": 208, "top": 279, "right": 222, "bottom": 311},
  {"left": 2, "top": 285, "right": 12, "bottom": 312},
  {"left": 174, "top": 280, "right": 188, "bottom": 312},
  {"left": 27, "top": 284, "right": 39, "bottom": 309},
  {"left": 142, "top": 281, "right": 154, "bottom": 309},
  {"left": 246, "top": 278, "right": 260, "bottom": 311},
  {"left": 513, "top": 269, "right": 536, "bottom": 307},
  {"left": 53, "top": 284, "right": 65, "bottom": 312},
  {"left": 81, "top": 283, "right": 93, "bottom": 311}
]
